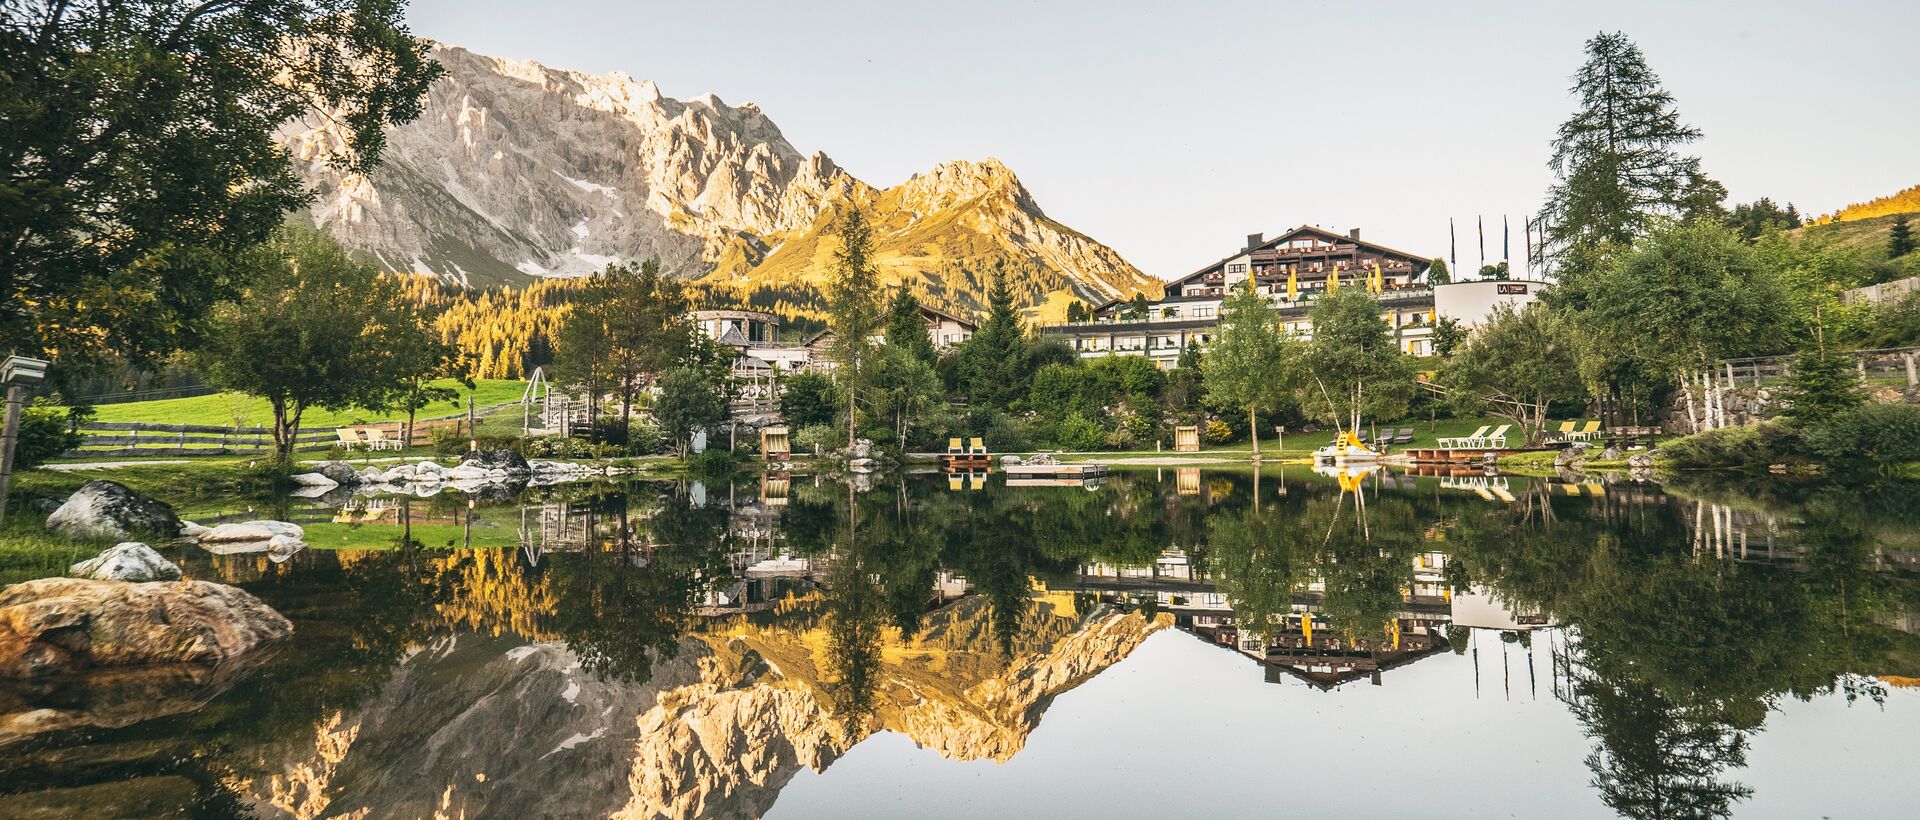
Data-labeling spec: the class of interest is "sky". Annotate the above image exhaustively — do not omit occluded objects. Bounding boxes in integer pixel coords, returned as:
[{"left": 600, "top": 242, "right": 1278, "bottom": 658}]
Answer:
[{"left": 405, "top": 0, "right": 1920, "bottom": 280}]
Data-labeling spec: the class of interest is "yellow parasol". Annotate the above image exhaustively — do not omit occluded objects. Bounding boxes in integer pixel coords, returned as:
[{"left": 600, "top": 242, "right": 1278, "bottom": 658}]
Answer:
[
  {"left": 1370, "top": 261, "right": 1384, "bottom": 293},
  {"left": 1302, "top": 612, "right": 1314, "bottom": 643},
  {"left": 1286, "top": 269, "right": 1298, "bottom": 301},
  {"left": 1326, "top": 266, "right": 1340, "bottom": 293}
]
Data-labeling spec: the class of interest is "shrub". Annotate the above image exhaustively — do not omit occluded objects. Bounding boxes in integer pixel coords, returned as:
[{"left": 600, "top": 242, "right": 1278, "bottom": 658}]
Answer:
[
  {"left": 1202, "top": 419, "right": 1235, "bottom": 445},
  {"left": 1805, "top": 403, "right": 1920, "bottom": 466},
  {"left": 426, "top": 425, "right": 467, "bottom": 456},
  {"left": 984, "top": 414, "right": 1033, "bottom": 453},
  {"left": 13, "top": 402, "right": 88, "bottom": 470},
  {"left": 1053, "top": 413, "right": 1105, "bottom": 452},
  {"left": 1105, "top": 411, "right": 1155, "bottom": 450},
  {"left": 1662, "top": 419, "right": 1804, "bottom": 469},
  {"left": 625, "top": 422, "right": 662, "bottom": 456},
  {"left": 792, "top": 424, "right": 840, "bottom": 456},
  {"left": 686, "top": 448, "right": 738, "bottom": 477}
]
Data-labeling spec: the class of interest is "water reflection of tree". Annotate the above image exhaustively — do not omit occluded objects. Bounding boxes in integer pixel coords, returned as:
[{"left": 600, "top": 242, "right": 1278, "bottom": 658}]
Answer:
[
  {"left": 1448, "top": 481, "right": 1917, "bottom": 819},
  {"left": 548, "top": 486, "right": 727, "bottom": 684}
]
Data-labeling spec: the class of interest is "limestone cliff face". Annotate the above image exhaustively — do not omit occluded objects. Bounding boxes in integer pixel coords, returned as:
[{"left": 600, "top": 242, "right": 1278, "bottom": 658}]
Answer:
[
  {"left": 282, "top": 43, "right": 1158, "bottom": 315},
  {"left": 238, "top": 599, "right": 1165, "bottom": 819}
]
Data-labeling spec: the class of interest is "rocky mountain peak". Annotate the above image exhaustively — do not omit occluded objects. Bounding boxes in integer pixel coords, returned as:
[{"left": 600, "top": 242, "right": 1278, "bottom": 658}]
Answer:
[{"left": 285, "top": 42, "right": 1156, "bottom": 314}]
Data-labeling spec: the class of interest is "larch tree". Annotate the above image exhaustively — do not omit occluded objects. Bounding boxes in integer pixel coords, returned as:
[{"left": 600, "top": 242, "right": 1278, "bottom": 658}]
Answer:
[
  {"left": 1538, "top": 32, "right": 1723, "bottom": 267},
  {"left": 826, "top": 207, "right": 883, "bottom": 445},
  {"left": 1201, "top": 281, "right": 1296, "bottom": 456},
  {"left": 1, "top": 1, "right": 439, "bottom": 381}
]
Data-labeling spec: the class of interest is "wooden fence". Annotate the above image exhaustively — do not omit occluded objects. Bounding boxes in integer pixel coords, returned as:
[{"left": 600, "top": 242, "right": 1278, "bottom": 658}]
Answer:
[
  {"left": 63, "top": 402, "right": 520, "bottom": 457},
  {"left": 1717, "top": 346, "right": 1920, "bottom": 388}
]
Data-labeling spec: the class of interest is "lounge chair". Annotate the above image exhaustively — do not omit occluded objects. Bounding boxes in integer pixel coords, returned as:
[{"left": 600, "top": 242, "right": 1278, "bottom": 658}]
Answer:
[
  {"left": 1572, "top": 420, "right": 1602, "bottom": 442},
  {"left": 947, "top": 437, "right": 965, "bottom": 455},
  {"left": 1394, "top": 427, "right": 1414, "bottom": 444},
  {"left": 968, "top": 437, "right": 987, "bottom": 455},
  {"left": 1477, "top": 424, "right": 1513, "bottom": 449},
  {"left": 1554, "top": 421, "right": 1578, "bottom": 441},
  {"left": 336, "top": 428, "right": 366, "bottom": 450},
  {"left": 1439, "top": 426, "right": 1490, "bottom": 449},
  {"left": 363, "top": 427, "right": 402, "bottom": 451}
]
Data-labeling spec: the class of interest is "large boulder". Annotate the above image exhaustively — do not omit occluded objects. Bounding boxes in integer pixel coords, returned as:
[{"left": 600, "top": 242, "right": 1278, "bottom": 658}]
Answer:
[
  {"left": 1626, "top": 451, "right": 1656, "bottom": 469},
  {"left": 312, "top": 460, "right": 364, "bottom": 486},
  {"left": 287, "top": 472, "right": 338, "bottom": 488},
  {"left": 69, "top": 543, "right": 181, "bottom": 582},
  {"left": 0, "top": 578, "right": 292, "bottom": 678},
  {"left": 44, "top": 480, "right": 182, "bottom": 541},
  {"left": 463, "top": 448, "right": 531, "bottom": 476},
  {"left": 1553, "top": 445, "right": 1588, "bottom": 469}
]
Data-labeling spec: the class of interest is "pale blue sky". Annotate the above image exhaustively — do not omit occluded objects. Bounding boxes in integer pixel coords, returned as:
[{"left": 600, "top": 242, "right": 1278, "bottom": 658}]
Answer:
[{"left": 407, "top": 0, "right": 1920, "bottom": 279}]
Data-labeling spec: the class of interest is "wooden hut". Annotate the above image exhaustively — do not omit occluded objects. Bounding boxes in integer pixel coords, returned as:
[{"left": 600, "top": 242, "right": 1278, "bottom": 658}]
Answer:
[
  {"left": 1174, "top": 425, "right": 1200, "bottom": 452},
  {"left": 760, "top": 426, "right": 791, "bottom": 461}
]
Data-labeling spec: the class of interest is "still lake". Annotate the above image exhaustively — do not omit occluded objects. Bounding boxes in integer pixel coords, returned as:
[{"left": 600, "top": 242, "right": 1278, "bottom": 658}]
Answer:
[{"left": 3, "top": 465, "right": 1918, "bottom": 818}]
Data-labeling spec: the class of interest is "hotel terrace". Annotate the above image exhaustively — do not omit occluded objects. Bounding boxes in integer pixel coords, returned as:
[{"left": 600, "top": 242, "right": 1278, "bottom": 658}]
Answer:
[{"left": 1039, "top": 225, "right": 1542, "bottom": 367}]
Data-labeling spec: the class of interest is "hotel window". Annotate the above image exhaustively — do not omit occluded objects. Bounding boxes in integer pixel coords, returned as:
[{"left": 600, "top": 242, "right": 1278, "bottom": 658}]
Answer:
[
  {"left": 1226, "top": 263, "right": 1247, "bottom": 274},
  {"left": 1192, "top": 306, "right": 1214, "bottom": 318}
]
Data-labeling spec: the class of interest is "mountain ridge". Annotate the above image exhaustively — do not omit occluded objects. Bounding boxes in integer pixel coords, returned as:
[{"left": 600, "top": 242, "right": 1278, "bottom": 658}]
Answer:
[{"left": 281, "top": 43, "right": 1159, "bottom": 319}]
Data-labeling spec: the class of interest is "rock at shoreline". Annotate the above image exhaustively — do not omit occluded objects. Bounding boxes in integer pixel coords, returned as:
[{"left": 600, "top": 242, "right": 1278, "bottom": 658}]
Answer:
[
  {"left": 464, "top": 448, "right": 532, "bottom": 476},
  {"left": 287, "top": 472, "right": 338, "bottom": 488},
  {"left": 313, "top": 460, "right": 364, "bottom": 486},
  {"left": 1626, "top": 452, "right": 1655, "bottom": 469},
  {"left": 0, "top": 579, "right": 292, "bottom": 678},
  {"left": 44, "top": 480, "right": 182, "bottom": 541},
  {"left": 198, "top": 520, "right": 304, "bottom": 543},
  {"left": 69, "top": 543, "right": 181, "bottom": 583}
]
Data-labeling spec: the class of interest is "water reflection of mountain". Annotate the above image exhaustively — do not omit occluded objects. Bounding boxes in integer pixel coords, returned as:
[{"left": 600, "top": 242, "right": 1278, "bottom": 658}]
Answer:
[
  {"left": 237, "top": 594, "right": 1162, "bottom": 819},
  {"left": 6, "top": 469, "right": 1920, "bottom": 819}
]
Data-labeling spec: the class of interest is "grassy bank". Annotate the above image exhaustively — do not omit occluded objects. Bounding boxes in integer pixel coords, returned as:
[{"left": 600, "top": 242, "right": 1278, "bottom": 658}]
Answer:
[{"left": 87, "top": 379, "right": 528, "bottom": 428}]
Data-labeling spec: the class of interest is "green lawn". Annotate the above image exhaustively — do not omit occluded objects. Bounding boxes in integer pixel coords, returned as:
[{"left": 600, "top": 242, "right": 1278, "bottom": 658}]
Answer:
[{"left": 88, "top": 379, "right": 529, "bottom": 429}]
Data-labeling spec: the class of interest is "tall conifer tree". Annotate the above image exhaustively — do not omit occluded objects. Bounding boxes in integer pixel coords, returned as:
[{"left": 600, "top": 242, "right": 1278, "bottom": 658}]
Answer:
[
  {"left": 827, "top": 207, "right": 883, "bottom": 444},
  {"left": 1539, "top": 32, "right": 1722, "bottom": 265}
]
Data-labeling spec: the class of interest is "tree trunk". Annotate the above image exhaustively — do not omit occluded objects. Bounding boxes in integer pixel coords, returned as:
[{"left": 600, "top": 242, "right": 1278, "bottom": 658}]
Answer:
[{"left": 1248, "top": 405, "right": 1259, "bottom": 457}]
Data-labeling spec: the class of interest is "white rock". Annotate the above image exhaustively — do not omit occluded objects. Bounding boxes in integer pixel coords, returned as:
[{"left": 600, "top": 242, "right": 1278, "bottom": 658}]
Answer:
[
  {"left": 358, "top": 466, "right": 386, "bottom": 482},
  {"left": 288, "top": 472, "right": 338, "bottom": 488},
  {"left": 69, "top": 542, "right": 182, "bottom": 582},
  {"left": 446, "top": 465, "right": 493, "bottom": 481},
  {"left": 180, "top": 521, "right": 213, "bottom": 539},
  {"left": 201, "top": 520, "right": 304, "bottom": 543}
]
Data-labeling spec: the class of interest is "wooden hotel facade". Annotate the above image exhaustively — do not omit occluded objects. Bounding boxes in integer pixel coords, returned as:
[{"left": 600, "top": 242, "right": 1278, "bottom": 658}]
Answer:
[{"left": 1039, "top": 225, "right": 1440, "bottom": 366}]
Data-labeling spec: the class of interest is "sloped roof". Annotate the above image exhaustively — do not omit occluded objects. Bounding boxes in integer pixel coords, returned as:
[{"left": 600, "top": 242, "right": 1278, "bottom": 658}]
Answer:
[{"left": 1166, "top": 224, "right": 1433, "bottom": 289}]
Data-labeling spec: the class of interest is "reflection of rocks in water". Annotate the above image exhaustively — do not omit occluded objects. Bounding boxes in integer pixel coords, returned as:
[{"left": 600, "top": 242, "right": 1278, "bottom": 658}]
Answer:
[
  {"left": 239, "top": 597, "right": 1165, "bottom": 819},
  {"left": 0, "top": 653, "right": 277, "bottom": 746}
]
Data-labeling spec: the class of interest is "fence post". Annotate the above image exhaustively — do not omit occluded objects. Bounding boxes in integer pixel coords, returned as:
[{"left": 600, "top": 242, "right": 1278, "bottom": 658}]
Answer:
[{"left": 1907, "top": 353, "right": 1917, "bottom": 387}]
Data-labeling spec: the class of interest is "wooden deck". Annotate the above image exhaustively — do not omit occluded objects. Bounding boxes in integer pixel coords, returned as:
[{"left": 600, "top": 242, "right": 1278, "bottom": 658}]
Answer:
[
  {"left": 1402, "top": 446, "right": 1560, "bottom": 464},
  {"left": 939, "top": 454, "right": 993, "bottom": 470}
]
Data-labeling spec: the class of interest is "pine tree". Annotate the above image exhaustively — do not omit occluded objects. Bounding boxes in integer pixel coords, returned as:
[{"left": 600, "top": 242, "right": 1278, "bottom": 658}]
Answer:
[
  {"left": 955, "top": 267, "right": 1029, "bottom": 412},
  {"left": 826, "top": 207, "right": 883, "bottom": 444},
  {"left": 1889, "top": 214, "right": 1915, "bottom": 258},
  {"left": 1539, "top": 32, "right": 1721, "bottom": 263},
  {"left": 1779, "top": 348, "right": 1863, "bottom": 424},
  {"left": 883, "top": 289, "right": 936, "bottom": 365}
]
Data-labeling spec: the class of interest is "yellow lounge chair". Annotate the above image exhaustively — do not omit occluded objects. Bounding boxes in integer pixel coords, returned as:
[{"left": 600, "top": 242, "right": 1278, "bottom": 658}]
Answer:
[
  {"left": 336, "top": 428, "right": 366, "bottom": 450},
  {"left": 1573, "top": 420, "right": 1602, "bottom": 442},
  {"left": 947, "top": 437, "right": 965, "bottom": 455},
  {"left": 969, "top": 437, "right": 987, "bottom": 455}
]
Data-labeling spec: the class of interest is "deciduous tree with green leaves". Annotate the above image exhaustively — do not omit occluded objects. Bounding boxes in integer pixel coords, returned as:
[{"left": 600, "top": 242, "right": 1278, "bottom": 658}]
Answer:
[
  {"left": 1438, "top": 303, "right": 1585, "bottom": 444},
  {"left": 1201, "top": 281, "right": 1297, "bottom": 455},
  {"left": 1, "top": 1, "right": 439, "bottom": 379},
  {"left": 189, "top": 227, "right": 429, "bottom": 462},
  {"left": 551, "top": 260, "right": 692, "bottom": 441},
  {"left": 1301, "top": 289, "right": 1414, "bottom": 432},
  {"left": 652, "top": 367, "right": 728, "bottom": 458}
]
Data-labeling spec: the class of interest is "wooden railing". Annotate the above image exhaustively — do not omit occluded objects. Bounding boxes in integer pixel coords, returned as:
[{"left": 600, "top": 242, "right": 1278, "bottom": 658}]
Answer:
[{"left": 1716, "top": 346, "right": 1920, "bottom": 387}]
